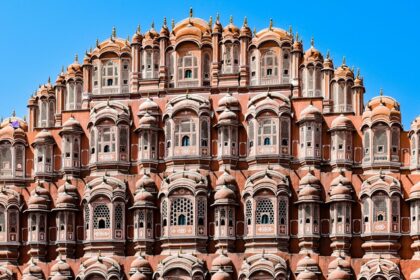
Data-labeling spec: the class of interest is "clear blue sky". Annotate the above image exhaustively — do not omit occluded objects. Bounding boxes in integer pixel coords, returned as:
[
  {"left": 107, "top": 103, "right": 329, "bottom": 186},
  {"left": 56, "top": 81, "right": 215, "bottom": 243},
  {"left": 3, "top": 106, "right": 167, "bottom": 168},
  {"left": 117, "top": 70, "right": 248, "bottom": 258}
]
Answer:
[{"left": 1, "top": 0, "right": 419, "bottom": 128}]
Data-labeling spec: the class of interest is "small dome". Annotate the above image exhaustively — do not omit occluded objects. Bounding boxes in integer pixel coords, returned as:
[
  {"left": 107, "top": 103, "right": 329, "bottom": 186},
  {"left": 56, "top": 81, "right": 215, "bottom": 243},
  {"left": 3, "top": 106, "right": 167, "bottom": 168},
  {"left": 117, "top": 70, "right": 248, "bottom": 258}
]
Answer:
[
  {"left": 134, "top": 188, "right": 154, "bottom": 204},
  {"left": 218, "top": 93, "right": 239, "bottom": 109},
  {"left": 409, "top": 181, "right": 420, "bottom": 200},
  {"left": 139, "top": 112, "right": 157, "bottom": 126},
  {"left": 67, "top": 57, "right": 82, "bottom": 77},
  {"left": 371, "top": 102, "right": 391, "bottom": 119},
  {"left": 135, "top": 174, "right": 156, "bottom": 190},
  {"left": 297, "top": 269, "right": 317, "bottom": 280},
  {"left": 240, "top": 18, "right": 251, "bottom": 37},
  {"left": 214, "top": 185, "right": 236, "bottom": 200},
  {"left": 130, "top": 255, "right": 151, "bottom": 272},
  {"left": 330, "top": 173, "right": 351, "bottom": 187},
  {"left": 216, "top": 171, "right": 236, "bottom": 187},
  {"left": 139, "top": 98, "right": 159, "bottom": 113},
  {"left": 51, "top": 258, "right": 71, "bottom": 275},
  {"left": 132, "top": 25, "right": 144, "bottom": 44},
  {"left": 33, "top": 129, "right": 54, "bottom": 145},
  {"left": 304, "top": 45, "right": 323, "bottom": 63},
  {"left": 297, "top": 255, "right": 318, "bottom": 269},
  {"left": 60, "top": 117, "right": 83, "bottom": 135},
  {"left": 300, "top": 171, "right": 321, "bottom": 186},
  {"left": 144, "top": 24, "right": 159, "bottom": 41},
  {"left": 219, "top": 108, "right": 237, "bottom": 122},
  {"left": 328, "top": 256, "right": 351, "bottom": 271},
  {"left": 410, "top": 116, "right": 420, "bottom": 132},
  {"left": 212, "top": 253, "right": 233, "bottom": 268},
  {"left": 23, "top": 260, "right": 43, "bottom": 275},
  {"left": 62, "top": 117, "right": 81, "bottom": 128},
  {"left": 334, "top": 63, "right": 354, "bottom": 79},
  {"left": 331, "top": 114, "right": 353, "bottom": 129},
  {"left": 300, "top": 104, "right": 321, "bottom": 120},
  {"left": 212, "top": 270, "right": 232, "bottom": 280},
  {"left": 56, "top": 191, "right": 76, "bottom": 205},
  {"left": 299, "top": 185, "right": 320, "bottom": 199},
  {"left": 160, "top": 19, "right": 170, "bottom": 37},
  {"left": 222, "top": 17, "right": 239, "bottom": 37},
  {"left": 330, "top": 184, "right": 351, "bottom": 197},
  {"left": 328, "top": 267, "right": 350, "bottom": 280}
]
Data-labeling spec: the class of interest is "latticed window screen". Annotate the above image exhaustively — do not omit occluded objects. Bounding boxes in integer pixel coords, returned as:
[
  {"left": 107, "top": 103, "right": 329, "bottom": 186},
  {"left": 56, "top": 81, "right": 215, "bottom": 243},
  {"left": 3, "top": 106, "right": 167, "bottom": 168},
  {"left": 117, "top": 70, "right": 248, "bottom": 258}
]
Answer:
[
  {"left": 246, "top": 200, "right": 252, "bottom": 225},
  {"left": 281, "top": 118, "right": 289, "bottom": 147},
  {"left": 228, "top": 208, "right": 233, "bottom": 226},
  {"left": 363, "top": 199, "right": 369, "bottom": 221},
  {"left": 307, "top": 66, "right": 314, "bottom": 94},
  {"left": 258, "top": 119, "right": 277, "bottom": 146},
  {"left": 392, "top": 197, "right": 399, "bottom": 222},
  {"left": 146, "top": 210, "right": 152, "bottom": 229},
  {"left": 178, "top": 53, "right": 198, "bottom": 80},
  {"left": 93, "top": 205, "right": 110, "bottom": 229},
  {"left": 282, "top": 49, "right": 290, "bottom": 80},
  {"left": 200, "top": 119, "right": 209, "bottom": 146},
  {"left": 261, "top": 50, "right": 278, "bottom": 78},
  {"left": 373, "top": 126, "right": 387, "bottom": 154},
  {"left": 162, "top": 200, "right": 168, "bottom": 220},
  {"left": 220, "top": 208, "right": 226, "bottom": 225},
  {"left": 9, "top": 211, "right": 17, "bottom": 233},
  {"left": 278, "top": 198, "right": 287, "bottom": 225},
  {"left": 138, "top": 211, "right": 145, "bottom": 228},
  {"left": 115, "top": 204, "right": 123, "bottom": 230},
  {"left": 170, "top": 197, "right": 193, "bottom": 226},
  {"left": 256, "top": 199, "right": 274, "bottom": 224},
  {"left": 119, "top": 126, "right": 129, "bottom": 153},
  {"left": 391, "top": 128, "right": 399, "bottom": 153},
  {"left": 373, "top": 195, "right": 387, "bottom": 222},
  {"left": 84, "top": 204, "right": 90, "bottom": 229},
  {"left": 203, "top": 53, "right": 211, "bottom": 79},
  {"left": 102, "top": 61, "right": 118, "bottom": 86},
  {"left": 248, "top": 120, "right": 254, "bottom": 148},
  {"left": 0, "top": 143, "right": 12, "bottom": 173},
  {"left": 15, "top": 145, "right": 24, "bottom": 172},
  {"left": 175, "top": 119, "right": 196, "bottom": 147},
  {"left": 197, "top": 198, "right": 206, "bottom": 225}
]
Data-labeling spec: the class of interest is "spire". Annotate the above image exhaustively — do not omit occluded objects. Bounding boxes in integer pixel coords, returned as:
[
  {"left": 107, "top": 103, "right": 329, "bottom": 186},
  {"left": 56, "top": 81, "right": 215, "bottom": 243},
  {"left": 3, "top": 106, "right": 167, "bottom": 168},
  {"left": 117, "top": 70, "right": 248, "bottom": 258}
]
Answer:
[
  {"left": 380, "top": 88, "right": 384, "bottom": 96},
  {"left": 289, "top": 25, "right": 293, "bottom": 35},
  {"left": 216, "top": 12, "right": 220, "bottom": 23},
  {"left": 74, "top": 53, "right": 79, "bottom": 62},
  {"left": 295, "top": 32, "right": 299, "bottom": 42},
  {"left": 243, "top": 16, "right": 248, "bottom": 27},
  {"left": 229, "top": 15, "right": 233, "bottom": 24},
  {"left": 326, "top": 50, "right": 330, "bottom": 59},
  {"left": 163, "top": 17, "right": 167, "bottom": 27},
  {"left": 12, "top": 110, "right": 15, "bottom": 117},
  {"left": 208, "top": 16, "right": 213, "bottom": 28},
  {"left": 189, "top": 7, "right": 193, "bottom": 18},
  {"left": 269, "top": 18, "right": 273, "bottom": 30},
  {"left": 311, "top": 36, "right": 314, "bottom": 47},
  {"left": 342, "top": 56, "right": 346, "bottom": 66},
  {"left": 357, "top": 68, "right": 360, "bottom": 78},
  {"left": 136, "top": 24, "right": 141, "bottom": 34},
  {"left": 112, "top": 26, "right": 117, "bottom": 38},
  {"left": 61, "top": 65, "right": 64, "bottom": 73},
  {"left": 151, "top": 21, "right": 155, "bottom": 29},
  {"left": 171, "top": 19, "right": 175, "bottom": 30},
  {"left": 96, "top": 38, "right": 99, "bottom": 48},
  {"left": 253, "top": 27, "right": 257, "bottom": 36},
  {"left": 48, "top": 76, "right": 51, "bottom": 84}
]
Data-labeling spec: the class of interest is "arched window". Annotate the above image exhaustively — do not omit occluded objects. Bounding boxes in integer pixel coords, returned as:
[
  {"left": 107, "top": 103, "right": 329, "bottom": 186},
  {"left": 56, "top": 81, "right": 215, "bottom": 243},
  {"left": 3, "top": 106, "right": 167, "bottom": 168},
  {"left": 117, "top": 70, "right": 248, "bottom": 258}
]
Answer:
[
  {"left": 178, "top": 53, "right": 198, "bottom": 81},
  {"left": 373, "top": 194, "right": 387, "bottom": 222},
  {"left": 197, "top": 198, "right": 206, "bottom": 226},
  {"left": 161, "top": 199, "right": 168, "bottom": 227},
  {"left": 170, "top": 197, "right": 193, "bottom": 226},
  {"left": 258, "top": 119, "right": 277, "bottom": 146},
  {"left": 0, "top": 142, "right": 12, "bottom": 177},
  {"left": 98, "top": 126, "right": 116, "bottom": 154},
  {"left": 261, "top": 50, "right": 278, "bottom": 82},
  {"left": 93, "top": 205, "right": 110, "bottom": 229},
  {"left": 373, "top": 125, "right": 387, "bottom": 156},
  {"left": 48, "top": 101, "right": 55, "bottom": 127},
  {"left": 278, "top": 198, "right": 287, "bottom": 225},
  {"left": 256, "top": 199, "right": 274, "bottom": 225},
  {"left": 222, "top": 43, "right": 239, "bottom": 74},
  {"left": 84, "top": 204, "right": 90, "bottom": 230},
  {"left": 249, "top": 49, "right": 258, "bottom": 85},
  {"left": 178, "top": 214, "right": 186, "bottom": 225},
  {"left": 282, "top": 49, "right": 290, "bottom": 83},
  {"left": 203, "top": 52, "right": 211, "bottom": 82},
  {"left": 102, "top": 61, "right": 119, "bottom": 87},
  {"left": 142, "top": 49, "right": 159, "bottom": 79},
  {"left": 200, "top": 119, "right": 209, "bottom": 147},
  {"left": 175, "top": 119, "right": 196, "bottom": 147},
  {"left": 248, "top": 120, "right": 254, "bottom": 149},
  {"left": 0, "top": 210, "right": 4, "bottom": 232}
]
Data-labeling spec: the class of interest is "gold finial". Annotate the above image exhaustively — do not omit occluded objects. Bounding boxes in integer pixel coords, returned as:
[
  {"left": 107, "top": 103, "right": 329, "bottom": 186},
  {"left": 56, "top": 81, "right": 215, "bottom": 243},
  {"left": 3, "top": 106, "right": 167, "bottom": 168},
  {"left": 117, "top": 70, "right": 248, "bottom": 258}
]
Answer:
[
  {"left": 112, "top": 26, "right": 116, "bottom": 38},
  {"left": 230, "top": 15, "right": 233, "bottom": 24},
  {"left": 12, "top": 110, "right": 15, "bottom": 117},
  {"left": 269, "top": 18, "right": 273, "bottom": 30},
  {"left": 243, "top": 16, "right": 248, "bottom": 27},
  {"left": 136, "top": 24, "right": 141, "bottom": 34},
  {"left": 253, "top": 27, "right": 257, "bottom": 36},
  {"left": 311, "top": 36, "right": 314, "bottom": 47},
  {"left": 380, "top": 88, "right": 384, "bottom": 96},
  {"left": 295, "top": 32, "right": 299, "bottom": 42},
  {"left": 189, "top": 7, "right": 193, "bottom": 18},
  {"left": 171, "top": 19, "right": 175, "bottom": 30},
  {"left": 163, "top": 17, "right": 167, "bottom": 27},
  {"left": 96, "top": 38, "right": 99, "bottom": 47},
  {"left": 342, "top": 56, "right": 346, "bottom": 66},
  {"left": 75, "top": 54, "right": 78, "bottom": 62},
  {"left": 289, "top": 25, "right": 293, "bottom": 34}
]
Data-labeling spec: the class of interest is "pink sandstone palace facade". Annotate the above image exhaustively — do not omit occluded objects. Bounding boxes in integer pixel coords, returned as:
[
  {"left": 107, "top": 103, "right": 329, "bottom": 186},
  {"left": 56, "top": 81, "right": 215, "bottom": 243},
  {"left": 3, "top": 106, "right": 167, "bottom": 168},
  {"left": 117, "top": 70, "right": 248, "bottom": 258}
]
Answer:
[{"left": 1, "top": 9, "right": 420, "bottom": 280}]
